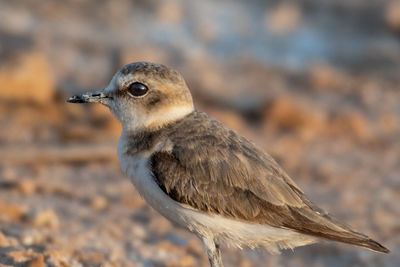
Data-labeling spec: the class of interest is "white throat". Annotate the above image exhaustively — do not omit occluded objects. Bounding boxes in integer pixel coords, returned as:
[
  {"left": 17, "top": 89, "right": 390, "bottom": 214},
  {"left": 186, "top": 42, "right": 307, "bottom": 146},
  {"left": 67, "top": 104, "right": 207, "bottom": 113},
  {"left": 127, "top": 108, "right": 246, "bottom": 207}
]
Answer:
[{"left": 122, "top": 104, "right": 194, "bottom": 132}]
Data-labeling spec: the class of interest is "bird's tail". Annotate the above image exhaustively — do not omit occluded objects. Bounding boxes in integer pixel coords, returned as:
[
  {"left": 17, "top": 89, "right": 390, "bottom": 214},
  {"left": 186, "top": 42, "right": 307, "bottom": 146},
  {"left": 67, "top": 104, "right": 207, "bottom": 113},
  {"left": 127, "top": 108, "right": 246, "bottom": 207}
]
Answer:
[
  {"left": 292, "top": 197, "right": 390, "bottom": 253},
  {"left": 316, "top": 227, "right": 389, "bottom": 253},
  {"left": 348, "top": 235, "right": 390, "bottom": 253}
]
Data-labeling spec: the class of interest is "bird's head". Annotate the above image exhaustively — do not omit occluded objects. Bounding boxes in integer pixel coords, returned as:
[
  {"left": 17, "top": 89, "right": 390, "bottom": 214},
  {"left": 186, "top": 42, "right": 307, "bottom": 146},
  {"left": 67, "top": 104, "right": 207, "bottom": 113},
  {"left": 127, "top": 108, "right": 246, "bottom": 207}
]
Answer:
[{"left": 67, "top": 62, "right": 194, "bottom": 132}]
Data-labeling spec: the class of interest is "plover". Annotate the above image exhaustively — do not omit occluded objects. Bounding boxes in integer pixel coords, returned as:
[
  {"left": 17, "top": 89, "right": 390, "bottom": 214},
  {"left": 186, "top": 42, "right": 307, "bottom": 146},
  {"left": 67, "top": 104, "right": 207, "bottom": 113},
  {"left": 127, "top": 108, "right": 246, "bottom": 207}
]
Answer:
[{"left": 67, "top": 62, "right": 389, "bottom": 266}]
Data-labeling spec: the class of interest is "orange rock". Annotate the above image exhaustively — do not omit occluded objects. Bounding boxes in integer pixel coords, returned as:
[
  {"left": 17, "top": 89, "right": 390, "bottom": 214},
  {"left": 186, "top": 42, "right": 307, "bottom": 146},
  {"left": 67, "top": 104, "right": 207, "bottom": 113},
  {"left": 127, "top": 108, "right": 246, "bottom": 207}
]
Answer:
[
  {"left": 8, "top": 251, "right": 39, "bottom": 263},
  {"left": 32, "top": 209, "right": 60, "bottom": 229},
  {"left": 90, "top": 196, "right": 108, "bottom": 211},
  {"left": 156, "top": 240, "right": 197, "bottom": 266},
  {"left": 165, "top": 255, "right": 196, "bottom": 267},
  {"left": 76, "top": 251, "right": 105, "bottom": 264},
  {"left": 0, "top": 52, "right": 54, "bottom": 105},
  {"left": 17, "top": 180, "right": 37, "bottom": 195},
  {"left": 186, "top": 239, "right": 204, "bottom": 258},
  {"left": 0, "top": 200, "right": 27, "bottom": 222},
  {"left": 329, "top": 112, "right": 372, "bottom": 141},
  {"left": 264, "top": 97, "right": 323, "bottom": 133},
  {"left": 108, "top": 249, "right": 124, "bottom": 262},
  {"left": 44, "top": 250, "right": 78, "bottom": 266},
  {"left": 26, "top": 254, "right": 45, "bottom": 267},
  {"left": 239, "top": 258, "right": 253, "bottom": 267},
  {"left": 21, "top": 229, "right": 46, "bottom": 246},
  {"left": 0, "top": 232, "right": 10, "bottom": 247},
  {"left": 157, "top": 240, "right": 184, "bottom": 254}
]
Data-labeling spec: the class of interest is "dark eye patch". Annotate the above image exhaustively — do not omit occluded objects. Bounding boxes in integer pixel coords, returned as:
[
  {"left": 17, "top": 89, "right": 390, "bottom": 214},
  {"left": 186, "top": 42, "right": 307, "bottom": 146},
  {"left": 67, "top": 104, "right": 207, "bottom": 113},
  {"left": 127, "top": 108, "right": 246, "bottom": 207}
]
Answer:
[
  {"left": 127, "top": 82, "right": 149, "bottom": 97},
  {"left": 146, "top": 94, "right": 161, "bottom": 107}
]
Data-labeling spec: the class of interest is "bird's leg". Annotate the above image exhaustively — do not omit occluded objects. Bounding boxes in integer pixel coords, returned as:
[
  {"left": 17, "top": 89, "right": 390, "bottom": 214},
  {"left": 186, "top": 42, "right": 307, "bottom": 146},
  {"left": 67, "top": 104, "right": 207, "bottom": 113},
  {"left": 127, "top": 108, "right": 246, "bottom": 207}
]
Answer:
[{"left": 201, "top": 236, "right": 224, "bottom": 267}]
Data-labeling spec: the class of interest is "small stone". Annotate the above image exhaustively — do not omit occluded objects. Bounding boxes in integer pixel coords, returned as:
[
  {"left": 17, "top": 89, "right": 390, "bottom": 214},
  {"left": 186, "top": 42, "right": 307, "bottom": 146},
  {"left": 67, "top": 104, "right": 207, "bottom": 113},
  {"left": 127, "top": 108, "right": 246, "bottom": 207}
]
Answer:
[
  {"left": 264, "top": 97, "right": 322, "bottom": 133},
  {"left": 0, "top": 232, "right": 10, "bottom": 247},
  {"left": 329, "top": 112, "right": 372, "bottom": 141},
  {"left": 8, "top": 251, "right": 38, "bottom": 263},
  {"left": 186, "top": 239, "right": 204, "bottom": 258},
  {"left": 33, "top": 209, "right": 59, "bottom": 229},
  {"left": 239, "top": 258, "right": 253, "bottom": 267},
  {"left": 21, "top": 230, "right": 45, "bottom": 246},
  {"left": 108, "top": 249, "right": 124, "bottom": 262},
  {"left": 21, "top": 234, "right": 35, "bottom": 246},
  {"left": 165, "top": 255, "right": 196, "bottom": 267},
  {"left": 131, "top": 225, "right": 147, "bottom": 240},
  {"left": 76, "top": 251, "right": 105, "bottom": 264},
  {"left": 0, "top": 201, "right": 27, "bottom": 222},
  {"left": 26, "top": 254, "right": 45, "bottom": 267},
  {"left": 157, "top": 240, "right": 185, "bottom": 255},
  {"left": 45, "top": 250, "right": 67, "bottom": 266},
  {"left": 90, "top": 196, "right": 108, "bottom": 211},
  {"left": 17, "top": 180, "right": 37, "bottom": 195}
]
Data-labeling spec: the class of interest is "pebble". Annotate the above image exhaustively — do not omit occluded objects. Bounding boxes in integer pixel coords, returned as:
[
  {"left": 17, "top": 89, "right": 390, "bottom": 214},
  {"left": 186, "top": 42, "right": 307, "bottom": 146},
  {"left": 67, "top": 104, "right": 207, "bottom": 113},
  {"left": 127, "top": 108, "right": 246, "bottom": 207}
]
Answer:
[
  {"left": 32, "top": 209, "right": 60, "bottom": 229},
  {"left": 90, "top": 196, "right": 108, "bottom": 211},
  {"left": 26, "top": 254, "right": 45, "bottom": 267},
  {"left": 0, "top": 232, "right": 10, "bottom": 247},
  {"left": 0, "top": 201, "right": 27, "bottom": 222},
  {"left": 16, "top": 180, "right": 37, "bottom": 195}
]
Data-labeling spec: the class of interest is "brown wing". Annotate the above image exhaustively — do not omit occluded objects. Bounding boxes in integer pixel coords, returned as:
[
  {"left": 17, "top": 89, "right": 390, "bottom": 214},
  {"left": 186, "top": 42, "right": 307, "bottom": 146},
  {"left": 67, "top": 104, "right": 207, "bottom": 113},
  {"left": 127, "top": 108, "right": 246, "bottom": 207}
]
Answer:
[{"left": 150, "top": 111, "right": 389, "bottom": 253}]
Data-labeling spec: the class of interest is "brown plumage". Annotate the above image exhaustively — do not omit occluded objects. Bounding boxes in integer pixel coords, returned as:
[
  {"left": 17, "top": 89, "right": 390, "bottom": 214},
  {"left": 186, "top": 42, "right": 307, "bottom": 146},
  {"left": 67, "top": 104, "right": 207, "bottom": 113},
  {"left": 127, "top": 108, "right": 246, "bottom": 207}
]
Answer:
[
  {"left": 67, "top": 62, "right": 389, "bottom": 267},
  {"left": 130, "top": 110, "right": 388, "bottom": 254}
]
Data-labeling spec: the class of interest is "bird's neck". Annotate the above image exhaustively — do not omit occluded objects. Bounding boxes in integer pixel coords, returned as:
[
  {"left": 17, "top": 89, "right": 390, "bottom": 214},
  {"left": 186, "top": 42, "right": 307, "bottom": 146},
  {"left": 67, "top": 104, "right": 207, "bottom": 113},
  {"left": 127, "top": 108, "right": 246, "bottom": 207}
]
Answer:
[
  {"left": 120, "top": 108, "right": 195, "bottom": 156},
  {"left": 121, "top": 104, "right": 194, "bottom": 133}
]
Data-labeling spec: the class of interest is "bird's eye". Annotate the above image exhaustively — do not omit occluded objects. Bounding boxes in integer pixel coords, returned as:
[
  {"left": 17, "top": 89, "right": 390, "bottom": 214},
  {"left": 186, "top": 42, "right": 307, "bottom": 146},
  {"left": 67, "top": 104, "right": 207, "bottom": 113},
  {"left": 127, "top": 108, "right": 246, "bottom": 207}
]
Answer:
[{"left": 127, "top": 82, "right": 149, "bottom": 97}]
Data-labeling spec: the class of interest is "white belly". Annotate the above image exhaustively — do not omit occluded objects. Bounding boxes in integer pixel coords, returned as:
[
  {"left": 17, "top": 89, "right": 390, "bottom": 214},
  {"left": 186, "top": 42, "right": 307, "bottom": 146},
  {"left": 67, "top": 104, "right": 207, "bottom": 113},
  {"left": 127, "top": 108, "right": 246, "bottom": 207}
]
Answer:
[{"left": 117, "top": 136, "right": 316, "bottom": 254}]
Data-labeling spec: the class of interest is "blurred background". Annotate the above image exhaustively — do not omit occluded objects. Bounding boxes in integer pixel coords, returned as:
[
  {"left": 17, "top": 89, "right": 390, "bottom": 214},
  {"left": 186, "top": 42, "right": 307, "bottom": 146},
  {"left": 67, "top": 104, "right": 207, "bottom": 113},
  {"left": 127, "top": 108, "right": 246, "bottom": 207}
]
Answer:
[{"left": 0, "top": 0, "right": 399, "bottom": 266}]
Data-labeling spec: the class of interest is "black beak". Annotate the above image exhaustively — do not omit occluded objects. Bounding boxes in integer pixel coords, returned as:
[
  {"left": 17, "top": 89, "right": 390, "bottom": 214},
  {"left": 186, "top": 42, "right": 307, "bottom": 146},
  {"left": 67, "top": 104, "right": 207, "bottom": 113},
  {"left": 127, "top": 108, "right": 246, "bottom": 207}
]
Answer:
[{"left": 66, "top": 90, "right": 111, "bottom": 104}]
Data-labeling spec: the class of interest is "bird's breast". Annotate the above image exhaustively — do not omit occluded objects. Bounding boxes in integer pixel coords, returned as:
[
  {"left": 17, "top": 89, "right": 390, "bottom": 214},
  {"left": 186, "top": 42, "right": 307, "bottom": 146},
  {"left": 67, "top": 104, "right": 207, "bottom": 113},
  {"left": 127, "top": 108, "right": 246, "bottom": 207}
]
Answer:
[{"left": 117, "top": 133, "right": 188, "bottom": 225}]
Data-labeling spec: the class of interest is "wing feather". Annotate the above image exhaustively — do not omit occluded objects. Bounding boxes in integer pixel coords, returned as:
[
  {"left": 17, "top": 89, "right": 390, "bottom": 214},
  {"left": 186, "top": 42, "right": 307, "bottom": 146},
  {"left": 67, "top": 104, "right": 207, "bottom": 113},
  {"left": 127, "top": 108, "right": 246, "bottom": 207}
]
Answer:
[{"left": 149, "top": 111, "right": 389, "bottom": 253}]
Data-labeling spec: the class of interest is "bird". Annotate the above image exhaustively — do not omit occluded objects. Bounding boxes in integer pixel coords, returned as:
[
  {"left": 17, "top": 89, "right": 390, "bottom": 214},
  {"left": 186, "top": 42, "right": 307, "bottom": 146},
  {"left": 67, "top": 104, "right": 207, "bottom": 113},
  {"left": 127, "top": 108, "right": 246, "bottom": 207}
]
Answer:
[{"left": 67, "top": 62, "right": 389, "bottom": 266}]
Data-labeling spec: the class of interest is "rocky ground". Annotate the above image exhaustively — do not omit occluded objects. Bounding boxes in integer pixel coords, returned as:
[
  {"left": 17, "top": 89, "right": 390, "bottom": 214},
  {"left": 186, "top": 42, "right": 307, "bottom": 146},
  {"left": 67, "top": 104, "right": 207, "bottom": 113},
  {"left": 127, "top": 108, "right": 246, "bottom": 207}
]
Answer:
[{"left": 0, "top": 0, "right": 399, "bottom": 266}]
